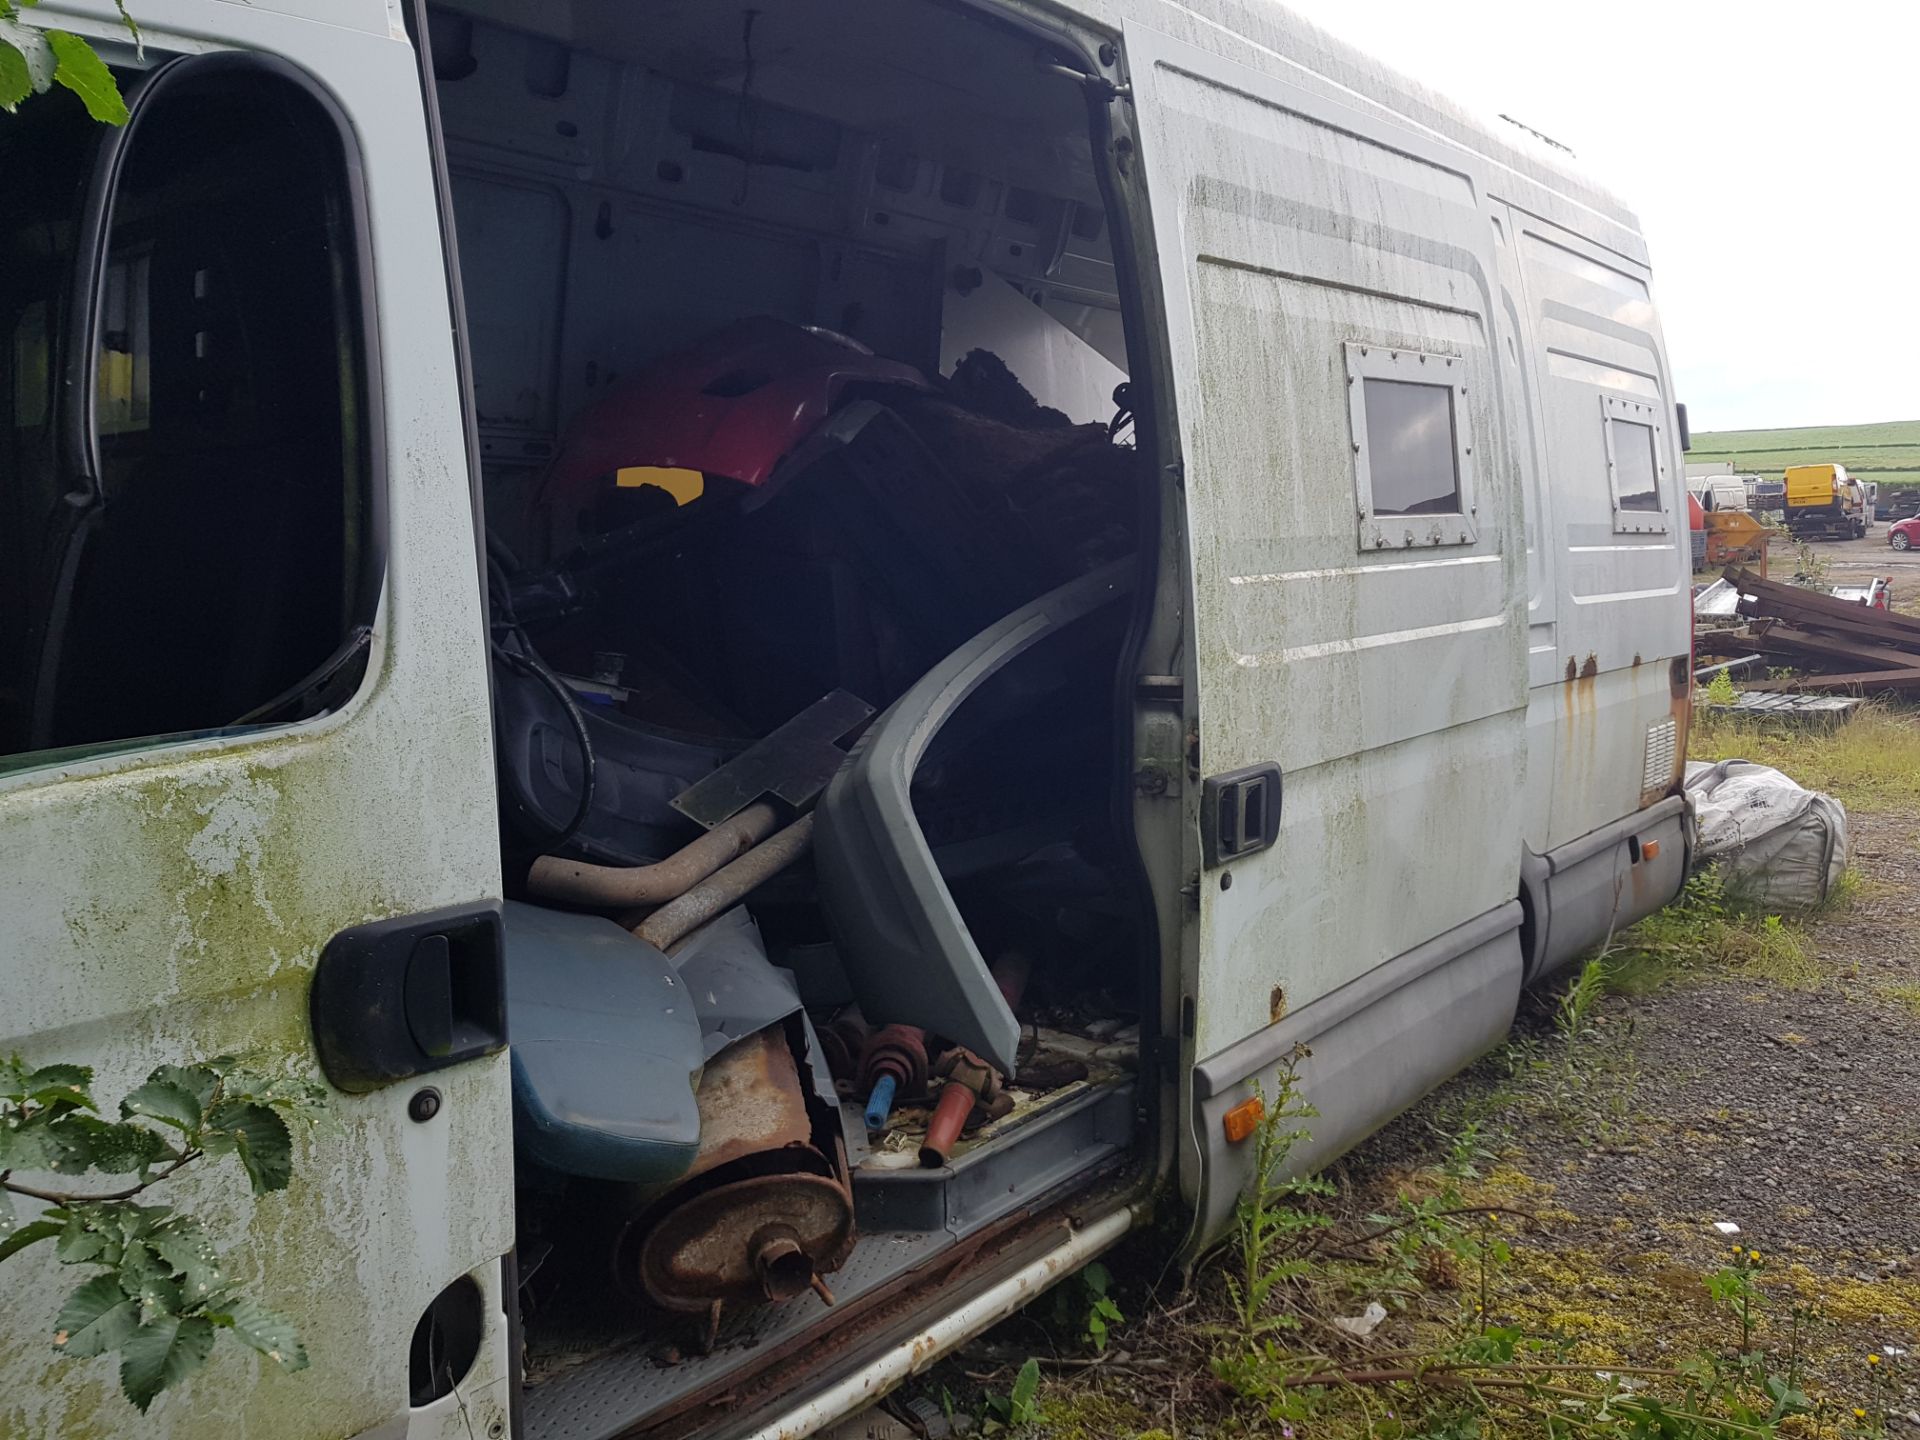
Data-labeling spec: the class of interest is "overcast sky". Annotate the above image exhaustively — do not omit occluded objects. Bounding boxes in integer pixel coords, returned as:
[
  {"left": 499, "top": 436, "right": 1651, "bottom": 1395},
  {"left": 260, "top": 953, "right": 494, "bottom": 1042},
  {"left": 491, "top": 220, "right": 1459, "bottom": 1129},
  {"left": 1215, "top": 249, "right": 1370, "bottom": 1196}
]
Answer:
[{"left": 1279, "top": 0, "right": 1920, "bottom": 433}]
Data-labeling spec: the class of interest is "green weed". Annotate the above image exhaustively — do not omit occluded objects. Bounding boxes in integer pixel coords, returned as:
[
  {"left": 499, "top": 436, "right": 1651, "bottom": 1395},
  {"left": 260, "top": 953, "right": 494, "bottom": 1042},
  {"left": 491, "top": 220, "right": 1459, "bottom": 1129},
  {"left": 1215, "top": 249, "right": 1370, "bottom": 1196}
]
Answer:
[
  {"left": 1692, "top": 704, "right": 1920, "bottom": 813},
  {"left": 1882, "top": 983, "right": 1920, "bottom": 1021},
  {"left": 981, "top": 1357, "right": 1041, "bottom": 1434},
  {"left": 1702, "top": 667, "right": 1740, "bottom": 706},
  {"left": 1555, "top": 953, "right": 1611, "bottom": 1042},
  {"left": 1602, "top": 869, "right": 1820, "bottom": 994},
  {"left": 1046, "top": 1261, "right": 1124, "bottom": 1354},
  {"left": 1219, "top": 1052, "right": 1335, "bottom": 1342}
]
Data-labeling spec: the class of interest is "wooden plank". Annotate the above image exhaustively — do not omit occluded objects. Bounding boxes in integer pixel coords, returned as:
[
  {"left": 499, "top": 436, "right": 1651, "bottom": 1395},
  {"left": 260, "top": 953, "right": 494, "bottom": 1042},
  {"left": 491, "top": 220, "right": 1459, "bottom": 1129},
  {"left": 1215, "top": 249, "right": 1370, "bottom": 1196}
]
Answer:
[
  {"left": 1733, "top": 596, "right": 1920, "bottom": 654},
  {"left": 1744, "top": 623, "right": 1920, "bottom": 670},
  {"left": 1742, "top": 667, "right": 1920, "bottom": 693},
  {"left": 1727, "top": 567, "right": 1920, "bottom": 640}
]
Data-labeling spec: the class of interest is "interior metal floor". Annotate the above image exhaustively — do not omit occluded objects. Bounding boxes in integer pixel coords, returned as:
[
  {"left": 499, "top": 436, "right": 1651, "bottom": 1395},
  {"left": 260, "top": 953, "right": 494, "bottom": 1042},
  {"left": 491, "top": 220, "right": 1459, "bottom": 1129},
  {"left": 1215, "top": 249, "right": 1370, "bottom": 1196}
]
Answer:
[{"left": 523, "top": 1081, "right": 1134, "bottom": 1440}]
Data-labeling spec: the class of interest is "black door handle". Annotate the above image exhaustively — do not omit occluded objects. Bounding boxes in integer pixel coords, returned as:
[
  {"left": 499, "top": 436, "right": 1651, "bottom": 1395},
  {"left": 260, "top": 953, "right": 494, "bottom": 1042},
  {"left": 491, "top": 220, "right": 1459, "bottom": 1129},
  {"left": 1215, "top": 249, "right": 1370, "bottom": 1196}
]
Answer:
[
  {"left": 310, "top": 903, "right": 507, "bottom": 1093},
  {"left": 1202, "top": 764, "right": 1283, "bottom": 866}
]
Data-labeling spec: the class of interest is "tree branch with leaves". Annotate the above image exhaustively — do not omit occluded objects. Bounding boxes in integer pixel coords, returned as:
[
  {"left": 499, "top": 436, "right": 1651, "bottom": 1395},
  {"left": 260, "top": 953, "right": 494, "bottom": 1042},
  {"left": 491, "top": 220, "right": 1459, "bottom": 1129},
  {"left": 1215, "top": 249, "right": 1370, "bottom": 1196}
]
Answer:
[
  {"left": 0, "top": 1054, "right": 325, "bottom": 1412},
  {"left": 0, "top": 0, "right": 140, "bottom": 123}
]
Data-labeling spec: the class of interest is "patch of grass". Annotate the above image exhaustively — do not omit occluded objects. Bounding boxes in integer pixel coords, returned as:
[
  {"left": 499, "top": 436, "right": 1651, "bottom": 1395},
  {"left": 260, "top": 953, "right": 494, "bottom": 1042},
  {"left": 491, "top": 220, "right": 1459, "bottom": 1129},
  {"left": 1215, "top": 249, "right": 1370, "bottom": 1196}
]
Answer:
[
  {"left": 1692, "top": 703, "right": 1920, "bottom": 813},
  {"left": 1601, "top": 870, "right": 1821, "bottom": 994},
  {"left": 1685, "top": 417, "right": 1920, "bottom": 483},
  {"left": 1882, "top": 983, "right": 1920, "bottom": 1021}
]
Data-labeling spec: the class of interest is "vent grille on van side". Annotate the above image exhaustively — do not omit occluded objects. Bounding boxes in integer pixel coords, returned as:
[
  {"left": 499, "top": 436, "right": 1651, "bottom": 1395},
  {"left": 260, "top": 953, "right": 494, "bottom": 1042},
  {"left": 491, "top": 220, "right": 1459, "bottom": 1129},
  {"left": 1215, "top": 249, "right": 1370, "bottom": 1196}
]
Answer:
[{"left": 1642, "top": 718, "right": 1678, "bottom": 793}]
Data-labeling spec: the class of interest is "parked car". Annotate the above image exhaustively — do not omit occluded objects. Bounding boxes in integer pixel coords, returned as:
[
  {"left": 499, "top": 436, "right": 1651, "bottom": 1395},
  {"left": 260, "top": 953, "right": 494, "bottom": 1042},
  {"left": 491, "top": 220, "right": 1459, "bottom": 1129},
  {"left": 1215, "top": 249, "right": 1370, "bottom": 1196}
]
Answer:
[{"left": 1891, "top": 516, "right": 1920, "bottom": 551}]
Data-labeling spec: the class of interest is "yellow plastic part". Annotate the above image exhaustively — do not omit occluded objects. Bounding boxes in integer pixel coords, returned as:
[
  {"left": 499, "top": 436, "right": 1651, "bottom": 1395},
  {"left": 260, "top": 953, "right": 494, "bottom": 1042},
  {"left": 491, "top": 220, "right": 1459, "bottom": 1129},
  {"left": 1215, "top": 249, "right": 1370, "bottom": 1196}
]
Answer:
[
  {"left": 614, "top": 466, "right": 705, "bottom": 506},
  {"left": 1222, "top": 1095, "right": 1265, "bottom": 1144}
]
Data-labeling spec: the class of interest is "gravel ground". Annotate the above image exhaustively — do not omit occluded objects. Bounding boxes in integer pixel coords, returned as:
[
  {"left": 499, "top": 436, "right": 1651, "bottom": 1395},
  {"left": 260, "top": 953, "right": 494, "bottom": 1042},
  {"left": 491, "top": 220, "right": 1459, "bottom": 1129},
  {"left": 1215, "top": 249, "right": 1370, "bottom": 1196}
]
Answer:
[
  {"left": 1347, "top": 808, "right": 1920, "bottom": 1267},
  {"left": 1767, "top": 531, "right": 1920, "bottom": 593}
]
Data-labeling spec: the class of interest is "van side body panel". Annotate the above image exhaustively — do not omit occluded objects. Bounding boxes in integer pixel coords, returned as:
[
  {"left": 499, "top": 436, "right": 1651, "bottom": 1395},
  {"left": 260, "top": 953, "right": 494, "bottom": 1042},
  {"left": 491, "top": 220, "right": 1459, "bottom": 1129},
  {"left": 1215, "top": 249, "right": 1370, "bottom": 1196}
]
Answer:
[{"left": 1084, "top": 0, "right": 1688, "bottom": 1242}]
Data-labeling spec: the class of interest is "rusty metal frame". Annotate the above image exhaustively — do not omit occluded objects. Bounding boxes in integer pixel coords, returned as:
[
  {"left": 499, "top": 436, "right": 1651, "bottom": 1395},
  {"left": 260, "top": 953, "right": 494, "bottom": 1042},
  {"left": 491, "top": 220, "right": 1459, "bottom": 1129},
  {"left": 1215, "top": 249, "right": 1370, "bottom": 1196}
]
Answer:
[{"left": 618, "top": 1174, "right": 1137, "bottom": 1440}]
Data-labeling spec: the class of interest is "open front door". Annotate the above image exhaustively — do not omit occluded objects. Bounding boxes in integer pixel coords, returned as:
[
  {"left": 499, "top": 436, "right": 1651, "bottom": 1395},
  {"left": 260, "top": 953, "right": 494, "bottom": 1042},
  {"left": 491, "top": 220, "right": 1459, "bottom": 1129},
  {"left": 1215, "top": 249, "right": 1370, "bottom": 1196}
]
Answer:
[
  {"left": 1122, "top": 25, "right": 1530, "bottom": 1245},
  {"left": 0, "top": 34, "right": 512, "bottom": 1440}
]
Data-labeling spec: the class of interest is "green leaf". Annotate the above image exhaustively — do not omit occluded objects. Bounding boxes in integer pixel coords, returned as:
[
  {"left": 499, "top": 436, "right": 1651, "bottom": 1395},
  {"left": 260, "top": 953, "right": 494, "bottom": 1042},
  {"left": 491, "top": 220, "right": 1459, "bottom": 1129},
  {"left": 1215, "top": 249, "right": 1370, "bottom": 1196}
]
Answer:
[
  {"left": 1009, "top": 1356, "right": 1040, "bottom": 1419},
  {"left": 0, "top": 1217, "right": 64, "bottom": 1264},
  {"left": 66, "top": 1117, "right": 171, "bottom": 1175},
  {"left": 204, "top": 1101, "right": 292, "bottom": 1195},
  {"left": 118, "top": 1314, "right": 214, "bottom": 1412},
  {"left": 122, "top": 1081, "right": 203, "bottom": 1135},
  {"left": 148, "top": 1064, "right": 221, "bottom": 1116},
  {"left": 55, "top": 1210, "right": 112, "bottom": 1266},
  {"left": 132, "top": 1270, "right": 183, "bottom": 1323},
  {"left": 149, "top": 1220, "right": 226, "bottom": 1307},
  {"left": 0, "top": 36, "right": 30, "bottom": 110},
  {"left": 214, "top": 1298, "right": 308, "bottom": 1371},
  {"left": 24, "top": 1064, "right": 94, "bottom": 1104},
  {"left": 47, "top": 30, "right": 126, "bottom": 125},
  {"left": 53, "top": 1273, "right": 142, "bottom": 1359},
  {"left": 118, "top": 1239, "right": 174, "bottom": 1297}
]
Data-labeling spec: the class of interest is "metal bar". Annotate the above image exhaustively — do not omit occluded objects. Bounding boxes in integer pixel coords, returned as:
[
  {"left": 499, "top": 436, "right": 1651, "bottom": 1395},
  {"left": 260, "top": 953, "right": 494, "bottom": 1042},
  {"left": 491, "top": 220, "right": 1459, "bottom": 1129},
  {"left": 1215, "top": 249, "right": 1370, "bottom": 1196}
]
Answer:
[
  {"left": 526, "top": 801, "right": 781, "bottom": 907},
  {"left": 633, "top": 814, "right": 816, "bottom": 951},
  {"left": 742, "top": 1205, "right": 1136, "bottom": 1440}
]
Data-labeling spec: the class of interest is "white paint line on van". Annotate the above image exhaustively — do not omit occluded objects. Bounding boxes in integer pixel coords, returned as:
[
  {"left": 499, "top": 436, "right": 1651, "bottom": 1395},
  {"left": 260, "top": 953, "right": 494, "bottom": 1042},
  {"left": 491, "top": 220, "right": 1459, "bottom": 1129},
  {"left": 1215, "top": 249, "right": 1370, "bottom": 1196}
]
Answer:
[
  {"left": 1227, "top": 554, "right": 1498, "bottom": 585},
  {"left": 1570, "top": 586, "right": 1684, "bottom": 606},
  {"left": 1235, "top": 613, "right": 1506, "bottom": 666}
]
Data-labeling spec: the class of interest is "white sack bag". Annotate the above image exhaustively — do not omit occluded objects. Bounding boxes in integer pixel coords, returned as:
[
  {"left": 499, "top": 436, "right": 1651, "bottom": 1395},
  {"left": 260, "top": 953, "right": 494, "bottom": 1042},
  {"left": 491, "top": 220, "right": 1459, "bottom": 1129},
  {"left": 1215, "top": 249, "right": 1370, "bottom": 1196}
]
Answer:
[{"left": 1684, "top": 759, "right": 1850, "bottom": 909}]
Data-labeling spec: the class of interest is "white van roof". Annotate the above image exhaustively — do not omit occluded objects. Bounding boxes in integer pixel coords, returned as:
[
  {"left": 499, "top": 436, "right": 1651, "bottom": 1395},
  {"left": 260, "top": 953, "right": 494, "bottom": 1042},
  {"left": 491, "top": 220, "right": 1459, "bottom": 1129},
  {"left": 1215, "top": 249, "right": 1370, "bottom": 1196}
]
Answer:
[
  {"left": 1068, "top": 0, "right": 1647, "bottom": 254},
  {"left": 308, "top": 0, "right": 1649, "bottom": 265}
]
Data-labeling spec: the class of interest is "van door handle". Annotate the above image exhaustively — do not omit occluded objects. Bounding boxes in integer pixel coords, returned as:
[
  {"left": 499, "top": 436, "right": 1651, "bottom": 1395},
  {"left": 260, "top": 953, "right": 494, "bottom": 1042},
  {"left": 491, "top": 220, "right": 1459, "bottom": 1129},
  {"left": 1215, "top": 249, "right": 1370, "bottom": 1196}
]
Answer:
[
  {"left": 310, "top": 903, "right": 507, "bottom": 1093},
  {"left": 1202, "top": 764, "right": 1283, "bottom": 866}
]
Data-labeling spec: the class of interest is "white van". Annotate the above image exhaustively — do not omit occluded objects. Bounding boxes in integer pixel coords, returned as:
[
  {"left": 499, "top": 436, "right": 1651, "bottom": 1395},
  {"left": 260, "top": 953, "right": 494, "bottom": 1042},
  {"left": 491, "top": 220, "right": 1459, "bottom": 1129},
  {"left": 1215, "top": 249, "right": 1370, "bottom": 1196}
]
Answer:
[
  {"left": 0, "top": 2, "right": 1692, "bottom": 1437},
  {"left": 1688, "top": 474, "right": 1750, "bottom": 514}
]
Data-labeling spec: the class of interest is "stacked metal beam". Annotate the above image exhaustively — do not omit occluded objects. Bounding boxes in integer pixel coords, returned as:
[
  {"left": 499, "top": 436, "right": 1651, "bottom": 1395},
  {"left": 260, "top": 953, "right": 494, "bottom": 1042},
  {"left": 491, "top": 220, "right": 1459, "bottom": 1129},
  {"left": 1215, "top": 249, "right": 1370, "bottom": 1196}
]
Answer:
[{"left": 1714, "top": 568, "right": 1920, "bottom": 693}]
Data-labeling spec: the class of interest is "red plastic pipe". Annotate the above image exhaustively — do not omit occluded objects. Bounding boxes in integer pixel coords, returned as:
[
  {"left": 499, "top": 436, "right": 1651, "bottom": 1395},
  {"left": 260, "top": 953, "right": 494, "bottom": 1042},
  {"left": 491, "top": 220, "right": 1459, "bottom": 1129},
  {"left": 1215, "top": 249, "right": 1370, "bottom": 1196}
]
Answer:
[{"left": 918, "top": 1081, "right": 976, "bottom": 1169}]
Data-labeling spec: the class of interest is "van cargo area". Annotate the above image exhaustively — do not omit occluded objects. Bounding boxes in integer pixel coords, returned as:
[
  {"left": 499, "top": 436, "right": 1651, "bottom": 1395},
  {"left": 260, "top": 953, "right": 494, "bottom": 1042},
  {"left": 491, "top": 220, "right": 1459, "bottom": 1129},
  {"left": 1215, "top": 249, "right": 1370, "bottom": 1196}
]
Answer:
[{"left": 428, "top": 2, "right": 1153, "bottom": 1431}]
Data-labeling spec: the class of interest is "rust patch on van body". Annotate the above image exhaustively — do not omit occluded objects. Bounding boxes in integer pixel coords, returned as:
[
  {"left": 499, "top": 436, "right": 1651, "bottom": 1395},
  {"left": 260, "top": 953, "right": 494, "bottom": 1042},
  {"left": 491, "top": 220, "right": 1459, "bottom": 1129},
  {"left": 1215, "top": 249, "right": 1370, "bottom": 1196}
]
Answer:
[
  {"left": 1579, "top": 653, "right": 1598, "bottom": 679},
  {"left": 1269, "top": 985, "right": 1288, "bottom": 1023}
]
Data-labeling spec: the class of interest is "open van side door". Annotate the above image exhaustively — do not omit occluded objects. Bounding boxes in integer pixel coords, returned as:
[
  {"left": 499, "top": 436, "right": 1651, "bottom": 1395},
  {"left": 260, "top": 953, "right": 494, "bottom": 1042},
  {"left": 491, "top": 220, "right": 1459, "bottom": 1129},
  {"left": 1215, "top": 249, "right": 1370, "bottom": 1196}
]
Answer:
[
  {"left": 1122, "top": 25, "right": 1530, "bottom": 1246},
  {"left": 0, "top": 29, "right": 513, "bottom": 1440}
]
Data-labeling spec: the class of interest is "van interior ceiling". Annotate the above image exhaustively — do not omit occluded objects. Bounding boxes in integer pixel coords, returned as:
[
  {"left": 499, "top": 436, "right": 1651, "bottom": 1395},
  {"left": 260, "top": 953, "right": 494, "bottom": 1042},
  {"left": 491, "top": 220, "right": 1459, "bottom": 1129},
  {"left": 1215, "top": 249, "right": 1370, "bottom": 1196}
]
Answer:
[{"left": 426, "top": 0, "right": 1153, "bottom": 1426}]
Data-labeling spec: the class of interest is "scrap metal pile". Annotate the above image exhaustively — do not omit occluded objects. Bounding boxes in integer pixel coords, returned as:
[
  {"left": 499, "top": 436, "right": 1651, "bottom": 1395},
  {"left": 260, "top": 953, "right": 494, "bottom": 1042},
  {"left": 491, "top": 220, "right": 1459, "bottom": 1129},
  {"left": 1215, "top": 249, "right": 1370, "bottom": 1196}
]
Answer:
[{"left": 1697, "top": 567, "right": 1920, "bottom": 693}]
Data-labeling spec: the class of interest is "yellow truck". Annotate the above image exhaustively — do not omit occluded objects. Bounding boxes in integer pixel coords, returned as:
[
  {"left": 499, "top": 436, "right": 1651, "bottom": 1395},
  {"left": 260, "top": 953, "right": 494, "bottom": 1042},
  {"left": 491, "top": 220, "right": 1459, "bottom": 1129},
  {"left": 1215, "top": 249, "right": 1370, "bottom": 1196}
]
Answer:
[{"left": 1784, "top": 462, "right": 1868, "bottom": 539}]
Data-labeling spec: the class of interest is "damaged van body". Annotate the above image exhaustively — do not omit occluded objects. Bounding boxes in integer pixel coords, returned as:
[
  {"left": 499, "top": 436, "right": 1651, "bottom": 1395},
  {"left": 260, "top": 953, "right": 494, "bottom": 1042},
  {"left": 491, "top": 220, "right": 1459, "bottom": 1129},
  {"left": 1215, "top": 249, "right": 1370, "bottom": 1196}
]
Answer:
[{"left": 0, "top": 1, "right": 1691, "bottom": 1437}]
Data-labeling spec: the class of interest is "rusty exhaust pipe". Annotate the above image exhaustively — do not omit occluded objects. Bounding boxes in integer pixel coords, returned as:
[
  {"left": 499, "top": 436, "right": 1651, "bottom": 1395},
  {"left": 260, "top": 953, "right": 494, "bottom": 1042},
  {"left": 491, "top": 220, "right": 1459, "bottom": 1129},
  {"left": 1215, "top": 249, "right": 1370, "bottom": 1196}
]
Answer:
[
  {"left": 750, "top": 1227, "right": 818, "bottom": 1304},
  {"left": 526, "top": 801, "right": 781, "bottom": 908},
  {"left": 632, "top": 813, "right": 815, "bottom": 951}
]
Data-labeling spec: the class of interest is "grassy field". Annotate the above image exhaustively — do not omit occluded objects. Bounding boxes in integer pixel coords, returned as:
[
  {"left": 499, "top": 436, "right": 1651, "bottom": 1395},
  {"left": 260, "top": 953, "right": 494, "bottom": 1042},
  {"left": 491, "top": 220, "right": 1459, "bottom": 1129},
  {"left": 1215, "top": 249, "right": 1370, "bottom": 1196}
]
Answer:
[{"left": 1687, "top": 417, "right": 1920, "bottom": 489}]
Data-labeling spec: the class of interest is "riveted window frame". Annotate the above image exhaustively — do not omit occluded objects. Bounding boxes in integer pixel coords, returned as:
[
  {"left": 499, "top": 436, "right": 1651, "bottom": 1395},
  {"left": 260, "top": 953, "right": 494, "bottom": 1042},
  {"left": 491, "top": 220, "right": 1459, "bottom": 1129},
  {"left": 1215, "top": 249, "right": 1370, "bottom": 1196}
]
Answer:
[
  {"left": 1599, "top": 393, "right": 1671, "bottom": 535},
  {"left": 1344, "top": 341, "right": 1478, "bottom": 552}
]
